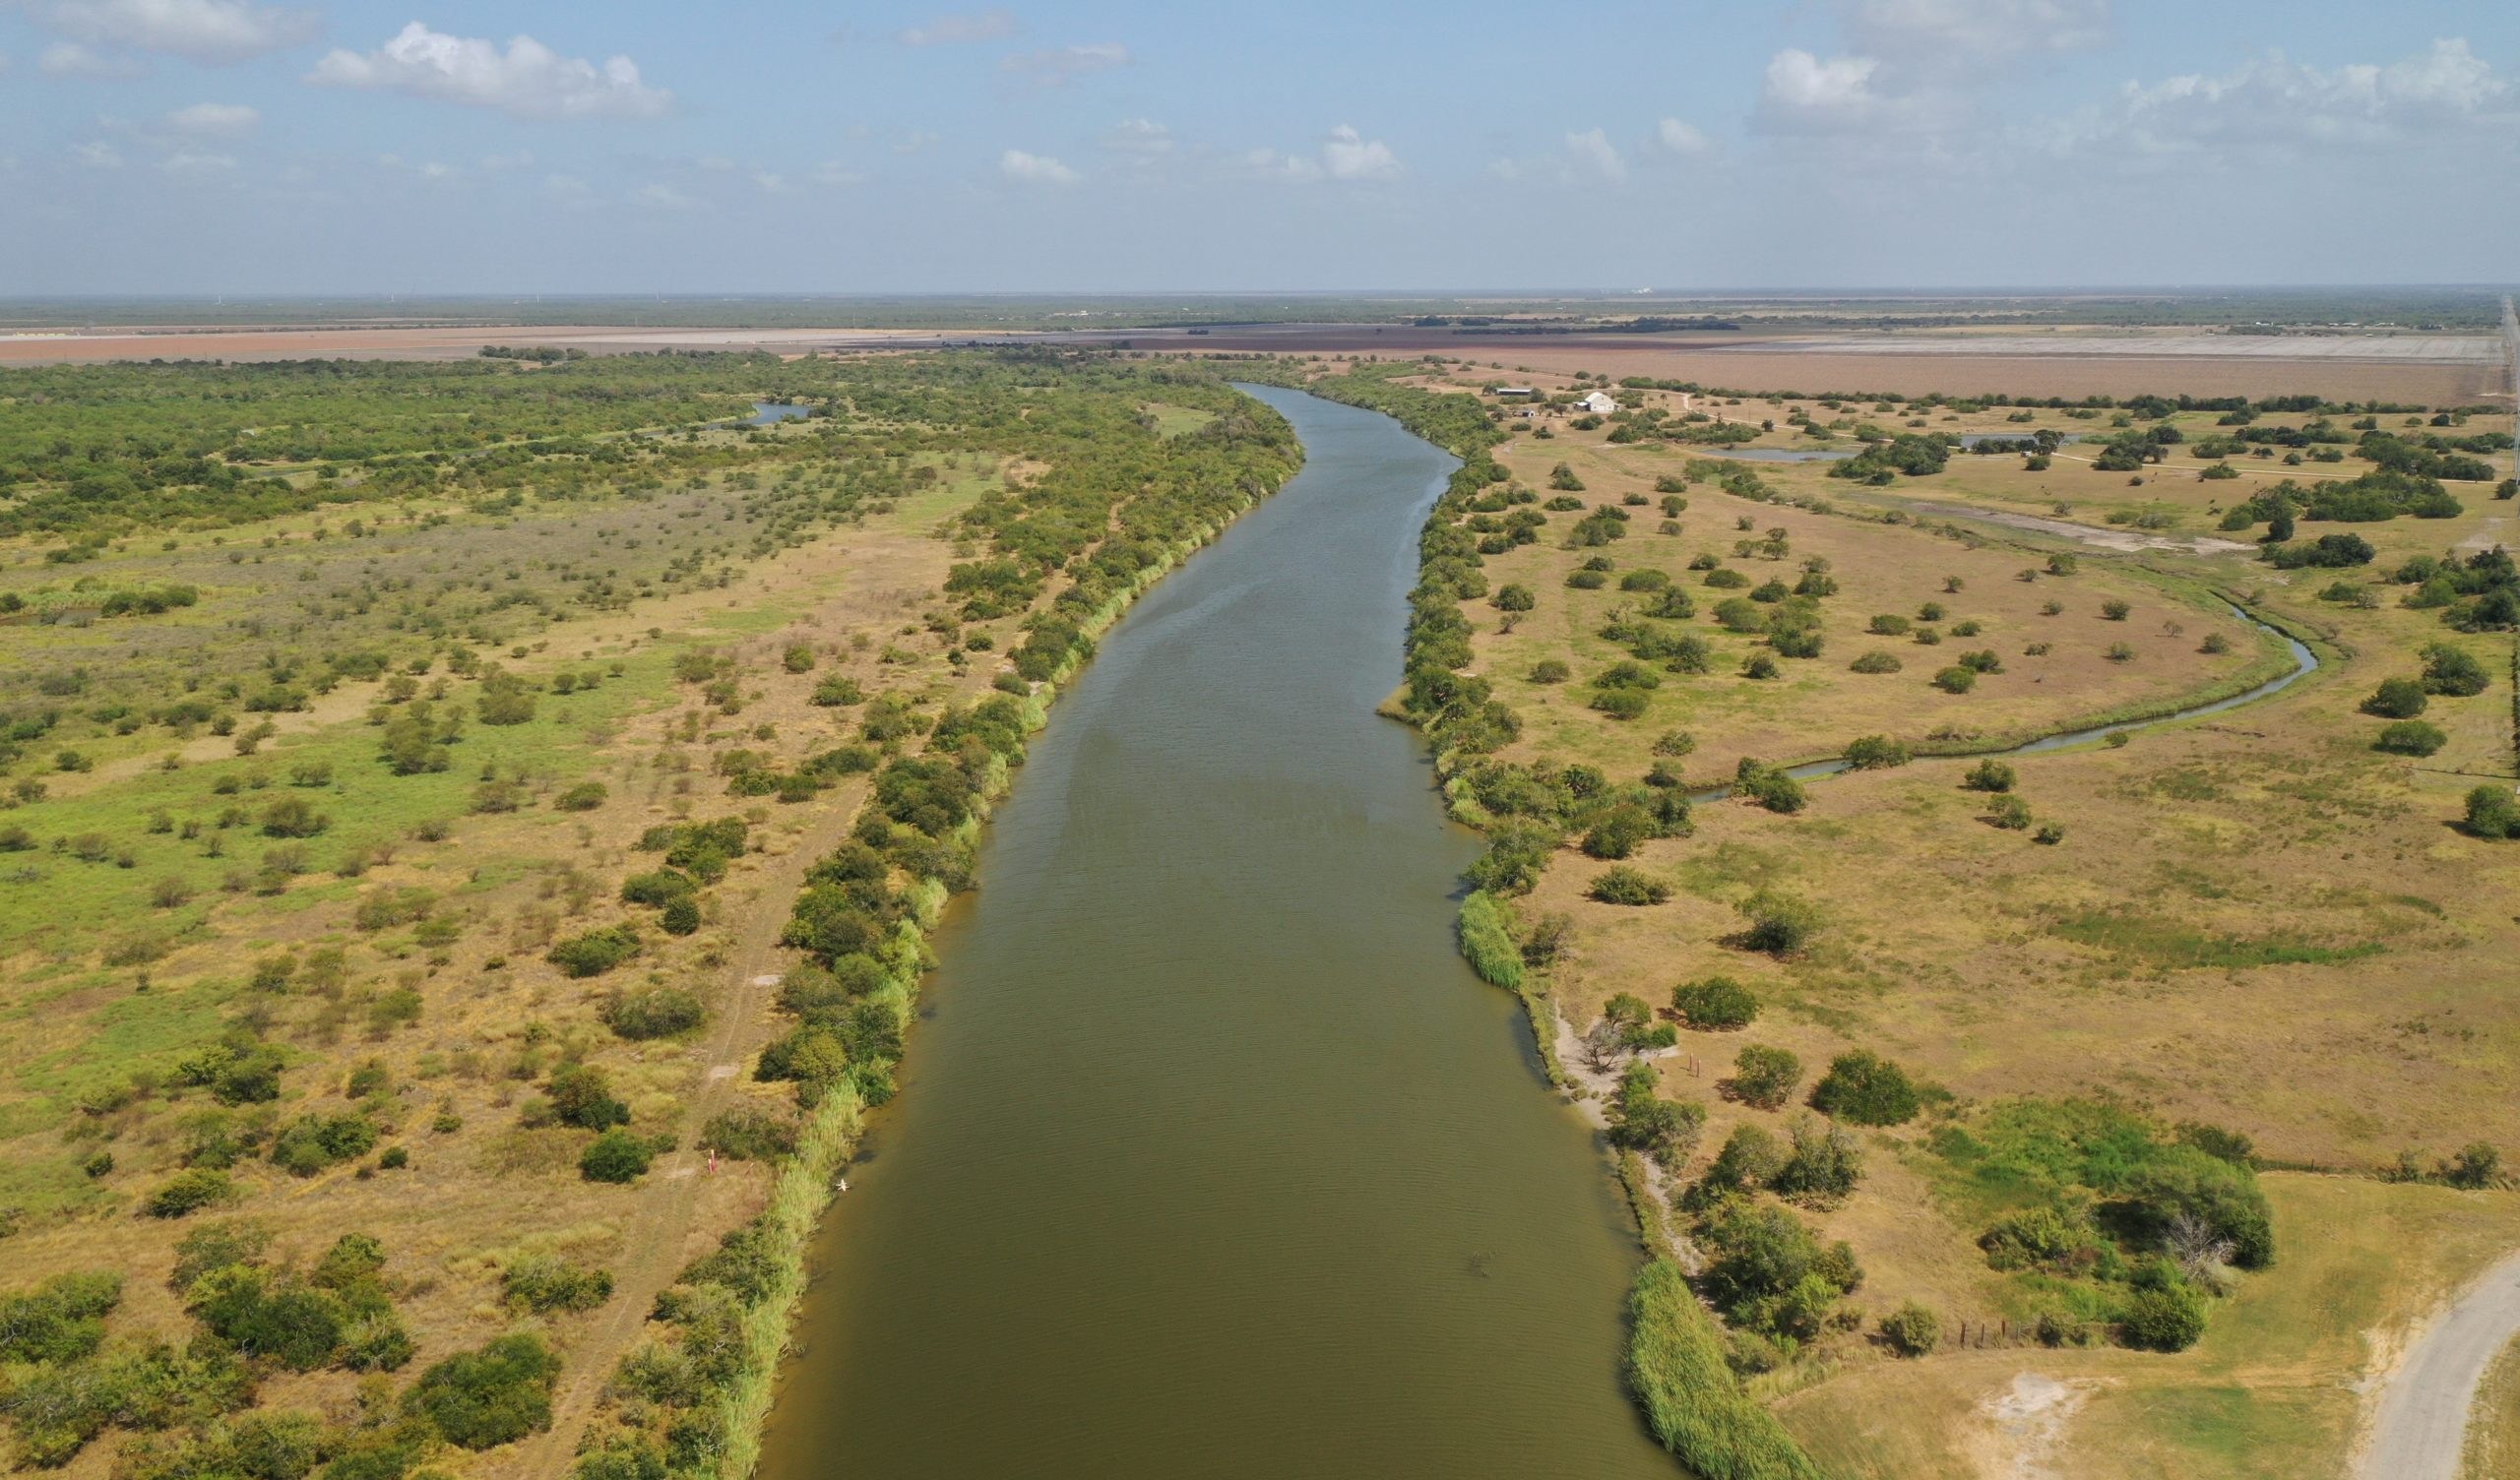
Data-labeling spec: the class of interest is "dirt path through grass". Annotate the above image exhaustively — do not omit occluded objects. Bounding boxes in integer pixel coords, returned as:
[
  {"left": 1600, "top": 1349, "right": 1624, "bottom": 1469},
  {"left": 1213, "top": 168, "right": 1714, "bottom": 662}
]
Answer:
[
  {"left": 2360, "top": 1249, "right": 2520, "bottom": 1480},
  {"left": 511, "top": 775, "right": 871, "bottom": 1478}
]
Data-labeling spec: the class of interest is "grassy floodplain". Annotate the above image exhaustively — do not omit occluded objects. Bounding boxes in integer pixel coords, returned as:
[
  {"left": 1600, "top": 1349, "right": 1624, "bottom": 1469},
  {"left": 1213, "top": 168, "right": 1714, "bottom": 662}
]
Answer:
[
  {"left": 1228, "top": 350, "right": 2520, "bottom": 1479},
  {"left": 0, "top": 347, "right": 1299, "bottom": 1478}
]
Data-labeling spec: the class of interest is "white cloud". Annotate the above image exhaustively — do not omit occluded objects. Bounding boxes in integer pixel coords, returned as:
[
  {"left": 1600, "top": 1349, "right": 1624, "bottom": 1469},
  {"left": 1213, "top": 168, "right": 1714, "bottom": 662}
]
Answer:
[
  {"left": 1321, "top": 123, "right": 1399, "bottom": 180},
  {"left": 309, "top": 22, "right": 671, "bottom": 120},
  {"left": 2090, "top": 39, "right": 2514, "bottom": 154},
  {"left": 894, "top": 8, "right": 1016, "bottom": 46},
  {"left": 809, "top": 160, "right": 869, "bottom": 186},
  {"left": 1000, "top": 41, "right": 1126, "bottom": 88},
  {"left": 1562, "top": 126, "right": 1624, "bottom": 182},
  {"left": 1756, "top": 49, "right": 1891, "bottom": 133},
  {"left": 39, "top": 39, "right": 144, "bottom": 76},
  {"left": 894, "top": 130, "right": 942, "bottom": 154},
  {"left": 68, "top": 139, "right": 122, "bottom": 167},
  {"left": 999, "top": 148, "right": 1079, "bottom": 185},
  {"left": 164, "top": 99, "right": 254, "bottom": 134},
  {"left": 1245, "top": 124, "right": 1402, "bottom": 185},
  {"left": 1100, "top": 117, "right": 1170, "bottom": 154},
  {"left": 159, "top": 147, "right": 233, "bottom": 171},
  {"left": 1657, "top": 117, "right": 1712, "bottom": 155},
  {"left": 634, "top": 181, "right": 696, "bottom": 211},
  {"left": 20, "top": 0, "right": 319, "bottom": 64}
]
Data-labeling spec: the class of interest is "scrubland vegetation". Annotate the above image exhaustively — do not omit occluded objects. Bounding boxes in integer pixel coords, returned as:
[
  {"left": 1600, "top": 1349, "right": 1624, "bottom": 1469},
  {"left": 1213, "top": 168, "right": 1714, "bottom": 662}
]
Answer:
[
  {"left": 1230, "top": 350, "right": 2518, "bottom": 1478},
  {"left": 0, "top": 348, "right": 1295, "bottom": 1476}
]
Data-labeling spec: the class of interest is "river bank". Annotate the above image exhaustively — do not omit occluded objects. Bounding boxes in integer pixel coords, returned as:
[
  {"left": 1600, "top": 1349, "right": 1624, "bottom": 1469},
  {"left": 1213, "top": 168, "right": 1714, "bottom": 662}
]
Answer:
[{"left": 740, "top": 385, "right": 1675, "bottom": 1478}]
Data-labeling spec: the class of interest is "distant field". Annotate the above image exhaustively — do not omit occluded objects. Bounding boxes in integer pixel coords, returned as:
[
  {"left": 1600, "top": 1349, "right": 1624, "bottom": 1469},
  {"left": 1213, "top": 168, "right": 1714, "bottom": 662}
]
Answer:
[{"left": 8, "top": 317, "right": 2506, "bottom": 404}]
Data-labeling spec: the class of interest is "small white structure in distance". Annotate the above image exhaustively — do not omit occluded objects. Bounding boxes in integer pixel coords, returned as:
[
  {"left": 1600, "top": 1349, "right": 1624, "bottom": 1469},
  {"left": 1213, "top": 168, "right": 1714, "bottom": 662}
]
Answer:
[
  {"left": 1492, "top": 386, "right": 1537, "bottom": 399},
  {"left": 1577, "top": 390, "right": 1617, "bottom": 414}
]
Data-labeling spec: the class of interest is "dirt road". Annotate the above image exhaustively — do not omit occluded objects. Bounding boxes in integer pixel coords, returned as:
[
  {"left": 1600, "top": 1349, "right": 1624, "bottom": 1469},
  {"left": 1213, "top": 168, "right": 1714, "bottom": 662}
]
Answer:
[{"left": 2360, "top": 1249, "right": 2520, "bottom": 1480}]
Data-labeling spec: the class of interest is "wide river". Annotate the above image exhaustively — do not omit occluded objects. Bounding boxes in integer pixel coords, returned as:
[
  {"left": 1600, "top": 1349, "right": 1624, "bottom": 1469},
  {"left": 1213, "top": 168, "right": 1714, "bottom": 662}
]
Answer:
[{"left": 756, "top": 386, "right": 1672, "bottom": 1478}]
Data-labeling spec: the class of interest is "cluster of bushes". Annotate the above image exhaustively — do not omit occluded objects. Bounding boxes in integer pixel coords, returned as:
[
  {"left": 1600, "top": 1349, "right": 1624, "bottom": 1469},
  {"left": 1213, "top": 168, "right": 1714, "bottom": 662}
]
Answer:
[
  {"left": 2218, "top": 469, "right": 2463, "bottom": 528},
  {"left": 1933, "top": 1099, "right": 2274, "bottom": 1351},
  {"left": 2391, "top": 550, "right": 2518, "bottom": 633},
  {"left": 187, "top": 1232, "right": 414, "bottom": 1374},
  {"left": 1828, "top": 433, "right": 1951, "bottom": 484},
  {"left": 2361, "top": 645, "right": 2490, "bottom": 759}
]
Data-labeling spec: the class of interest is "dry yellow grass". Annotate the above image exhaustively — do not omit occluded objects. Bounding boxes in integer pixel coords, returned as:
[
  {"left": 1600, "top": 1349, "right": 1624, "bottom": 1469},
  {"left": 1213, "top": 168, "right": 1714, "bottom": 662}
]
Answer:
[{"left": 0, "top": 470, "right": 1006, "bottom": 1477}]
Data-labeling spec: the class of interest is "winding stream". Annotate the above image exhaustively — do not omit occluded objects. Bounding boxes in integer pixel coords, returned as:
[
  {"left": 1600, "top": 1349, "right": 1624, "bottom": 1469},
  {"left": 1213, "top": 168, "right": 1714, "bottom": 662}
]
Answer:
[
  {"left": 756, "top": 388, "right": 1673, "bottom": 1478},
  {"left": 1692, "top": 604, "right": 2319, "bottom": 800}
]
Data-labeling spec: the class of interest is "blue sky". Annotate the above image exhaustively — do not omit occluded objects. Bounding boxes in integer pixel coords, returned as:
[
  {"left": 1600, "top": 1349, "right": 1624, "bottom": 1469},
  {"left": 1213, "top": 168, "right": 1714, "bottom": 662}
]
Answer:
[{"left": 4, "top": 0, "right": 2516, "bottom": 294}]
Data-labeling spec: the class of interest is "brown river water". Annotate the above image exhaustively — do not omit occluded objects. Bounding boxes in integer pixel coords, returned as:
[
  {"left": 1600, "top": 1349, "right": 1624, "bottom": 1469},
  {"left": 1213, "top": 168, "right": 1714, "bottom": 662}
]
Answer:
[{"left": 755, "top": 385, "right": 1673, "bottom": 1479}]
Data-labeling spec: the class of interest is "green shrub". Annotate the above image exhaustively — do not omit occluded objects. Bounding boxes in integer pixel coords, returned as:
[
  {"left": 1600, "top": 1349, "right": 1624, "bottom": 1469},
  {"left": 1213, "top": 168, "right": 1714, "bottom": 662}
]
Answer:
[
  {"left": 1848, "top": 649, "right": 1903, "bottom": 674},
  {"left": 700, "top": 1104, "right": 800, "bottom": 1161},
  {"left": 1728, "top": 1045, "right": 1801, "bottom": 1110},
  {"left": 1565, "top": 569, "right": 1607, "bottom": 589},
  {"left": 1592, "top": 687, "right": 1650, "bottom": 720},
  {"left": 1932, "top": 665, "right": 1978, "bottom": 694},
  {"left": 144, "top": 1169, "right": 235, "bottom": 1218},
  {"left": 2120, "top": 1282, "right": 2208, "bottom": 1351},
  {"left": 1529, "top": 658, "right": 1571, "bottom": 683},
  {"left": 600, "top": 987, "right": 706, "bottom": 1040},
  {"left": 1809, "top": 1050, "right": 1922, "bottom": 1125},
  {"left": 1671, "top": 976, "right": 1759, "bottom": 1029},
  {"left": 1734, "top": 888, "right": 1822, "bottom": 955},
  {"left": 660, "top": 896, "right": 702, "bottom": 936},
  {"left": 1734, "top": 759, "right": 1805, "bottom": 814},
  {"left": 271, "top": 1113, "right": 378, "bottom": 1177},
  {"left": 554, "top": 782, "right": 607, "bottom": 812},
  {"left": 1493, "top": 583, "right": 1536, "bottom": 611},
  {"left": 547, "top": 926, "right": 640, "bottom": 978},
  {"left": 1962, "top": 759, "right": 2016, "bottom": 792},
  {"left": 403, "top": 1332, "right": 561, "bottom": 1449},
  {"left": 1582, "top": 805, "right": 1657, "bottom": 860},
  {"left": 1770, "top": 1116, "right": 1864, "bottom": 1204},
  {"left": 579, "top": 1130, "right": 655, "bottom": 1184},
  {"left": 1844, "top": 735, "right": 1909, "bottom": 770},
  {"left": 502, "top": 1255, "right": 614, "bottom": 1315},
  {"left": 188, "top": 1265, "right": 354, "bottom": 1371},
  {"left": 2361, "top": 677, "right": 2428, "bottom": 718},
  {"left": 0, "top": 1271, "right": 123, "bottom": 1364},
  {"left": 545, "top": 1064, "right": 630, "bottom": 1131},
  {"left": 1701, "top": 1125, "right": 1789, "bottom": 1194},
  {"left": 1590, "top": 866, "right": 1672, "bottom": 905},
  {"left": 172, "top": 1219, "right": 271, "bottom": 1289},
  {"left": 2422, "top": 643, "right": 2489, "bottom": 696},
  {"left": 2374, "top": 720, "right": 2447, "bottom": 757},
  {"left": 2467, "top": 785, "right": 2520, "bottom": 839},
  {"left": 1879, "top": 1302, "right": 1941, "bottom": 1357}
]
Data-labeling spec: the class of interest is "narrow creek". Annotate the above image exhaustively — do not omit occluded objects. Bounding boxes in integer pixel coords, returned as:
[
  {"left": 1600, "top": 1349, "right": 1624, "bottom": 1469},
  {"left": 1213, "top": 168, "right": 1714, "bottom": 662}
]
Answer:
[
  {"left": 755, "top": 387, "right": 1675, "bottom": 1478},
  {"left": 1690, "top": 605, "right": 2320, "bottom": 801}
]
